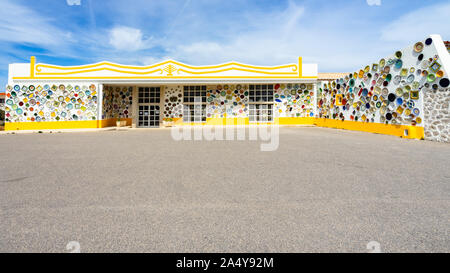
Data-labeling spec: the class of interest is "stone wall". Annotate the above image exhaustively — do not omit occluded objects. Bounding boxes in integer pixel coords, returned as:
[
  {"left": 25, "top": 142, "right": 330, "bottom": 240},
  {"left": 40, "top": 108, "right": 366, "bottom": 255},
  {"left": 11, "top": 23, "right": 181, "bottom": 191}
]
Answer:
[{"left": 423, "top": 87, "right": 450, "bottom": 142}]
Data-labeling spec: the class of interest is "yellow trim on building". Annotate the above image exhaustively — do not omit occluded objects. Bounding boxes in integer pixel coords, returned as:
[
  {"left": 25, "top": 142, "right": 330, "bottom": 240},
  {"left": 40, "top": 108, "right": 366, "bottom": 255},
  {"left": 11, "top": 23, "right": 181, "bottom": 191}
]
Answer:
[
  {"left": 298, "top": 57, "right": 302, "bottom": 78},
  {"left": 99, "top": 118, "right": 133, "bottom": 128},
  {"left": 5, "top": 120, "right": 100, "bottom": 131},
  {"left": 35, "top": 60, "right": 298, "bottom": 72},
  {"left": 175, "top": 117, "right": 318, "bottom": 126},
  {"left": 30, "top": 56, "right": 35, "bottom": 78},
  {"left": 13, "top": 57, "right": 319, "bottom": 80},
  {"left": 205, "top": 118, "right": 249, "bottom": 126},
  {"left": 4, "top": 117, "right": 424, "bottom": 140},
  {"left": 5, "top": 118, "right": 132, "bottom": 131},
  {"left": 276, "top": 117, "right": 316, "bottom": 125},
  {"left": 176, "top": 67, "right": 298, "bottom": 76},
  {"left": 13, "top": 75, "right": 317, "bottom": 80},
  {"left": 313, "top": 118, "right": 425, "bottom": 140}
]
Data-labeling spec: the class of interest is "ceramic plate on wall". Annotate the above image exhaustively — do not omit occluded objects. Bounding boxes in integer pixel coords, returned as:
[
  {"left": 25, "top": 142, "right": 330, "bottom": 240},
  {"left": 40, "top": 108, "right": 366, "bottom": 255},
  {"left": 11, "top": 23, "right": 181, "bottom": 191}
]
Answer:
[{"left": 414, "top": 42, "right": 424, "bottom": 53}]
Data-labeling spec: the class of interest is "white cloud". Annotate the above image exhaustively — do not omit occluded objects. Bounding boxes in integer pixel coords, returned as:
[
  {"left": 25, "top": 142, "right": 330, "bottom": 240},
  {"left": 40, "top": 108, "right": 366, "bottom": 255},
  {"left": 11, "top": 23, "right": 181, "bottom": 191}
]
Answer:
[
  {"left": 366, "top": 0, "right": 381, "bottom": 6},
  {"left": 158, "top": 0, "right": 449, "bottom": 73},
  {"left": 163, "top": 1, "right": 367, "bottom": 72},
  {"left": 381, "top": 2, "right": 450, "bottom": 43},
  {"left": 1, "top": 0, "right": 448, "bottom": 79},
  {"left": 108, "top": 26, "right": 153, "bottom": 51},
  {"left": 166, "top": 1, "right": 307, "bottom": 65},
  {"left": 66, "top": 0, "right": 81, "bottom": 6},
  {"left": 0, "top": 0, "right": 72, "bottom": 47}
]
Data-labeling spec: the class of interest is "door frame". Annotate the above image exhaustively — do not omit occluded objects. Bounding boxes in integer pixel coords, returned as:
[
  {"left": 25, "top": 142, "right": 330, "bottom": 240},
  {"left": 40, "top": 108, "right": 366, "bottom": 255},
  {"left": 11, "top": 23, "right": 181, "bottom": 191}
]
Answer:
[{"left": 136, "top": 85, "right": 164, "bottom": 128}]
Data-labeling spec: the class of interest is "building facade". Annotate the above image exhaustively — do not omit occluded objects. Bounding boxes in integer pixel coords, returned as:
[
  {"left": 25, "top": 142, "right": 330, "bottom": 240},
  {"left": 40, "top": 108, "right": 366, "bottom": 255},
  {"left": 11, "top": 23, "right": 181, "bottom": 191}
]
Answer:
[
  {"left": 4, "top": 35, "right": 450, "bottom": 142},
  {"left": 5, "top": 57, "right": 318, "bottom": 130}
]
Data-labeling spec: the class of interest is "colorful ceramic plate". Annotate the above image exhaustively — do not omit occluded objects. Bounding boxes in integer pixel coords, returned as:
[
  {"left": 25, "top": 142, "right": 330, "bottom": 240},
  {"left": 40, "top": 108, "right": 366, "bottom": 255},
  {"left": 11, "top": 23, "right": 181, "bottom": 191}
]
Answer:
[
  {"left": 414, "top": 42, "right": 424, "bottom": 53},
  {"left": 427, "top": 74, "right": 436, "bottom": 82},
  {"left": 439, "top": 78, "right": 449, "bottom": 88}
]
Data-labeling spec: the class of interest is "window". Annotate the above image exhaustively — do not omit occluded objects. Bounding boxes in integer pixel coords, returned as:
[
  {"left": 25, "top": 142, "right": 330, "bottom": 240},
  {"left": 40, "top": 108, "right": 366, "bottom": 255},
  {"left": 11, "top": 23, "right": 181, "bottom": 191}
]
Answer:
[
  {"left": 183, "top": 104, "right": 206, "bottom": 123},
  {"left": 183, "top": 86, "right": 206, "bottom": 122},
  {"left": 248, "top": 84, "right": 274, "bottom": 123},
  {"left": 249, "top": 104, "right": 273, "bottom": 123},
  {"left": 138, "top": 87, "right": 160, "bottom": 104},
  {"left": 183, "top": 86, "right": 207, "bottom": 103},
  {"left": 249, "top": 84, "right": 274, "bottom": 102},
  {"left": 0, "top": 98, "right": 4, "bottom": 104}
]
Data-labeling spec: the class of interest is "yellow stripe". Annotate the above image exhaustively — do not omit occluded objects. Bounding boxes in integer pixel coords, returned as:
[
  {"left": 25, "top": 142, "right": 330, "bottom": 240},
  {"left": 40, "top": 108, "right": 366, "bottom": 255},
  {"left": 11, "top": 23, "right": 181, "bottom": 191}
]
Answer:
[
  {"left": 35, "top": 60, "right": 298, "bottom": 72},
  {"left": 276, "top": 117, "right": 316, "bottom": 125},
  {"left": 313, "top": 118, "right": 424, "bottom": 139},
  {"left": 13, "top": 75, "right": 317, "bottom": 80},
  {"left": 13, "top": 76, "right": 317, "bottom": 80},
  {"left": 177, "top": 67, "right": 297, "bottom": 75},
  {"left": 5, "top": 118, "right": 132, "bottom": 131},
  {"left": 4, "top": 118, "right": 425, "bottom": 140},
  {"left": 37, "top": 68, "right": 163, "bottom": 76},
  {"left": 30, "top": 56, "right": 35, "bottom": 78},
  {"left": 298, "top": 57, "right": 302, "bottom": 78},
  {"left": 18, "top": 57, "right": 322, "bottom": 80}
]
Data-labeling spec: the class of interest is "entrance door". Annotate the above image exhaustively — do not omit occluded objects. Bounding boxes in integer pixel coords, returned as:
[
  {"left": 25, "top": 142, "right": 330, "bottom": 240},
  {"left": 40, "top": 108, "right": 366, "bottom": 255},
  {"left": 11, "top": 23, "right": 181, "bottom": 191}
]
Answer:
[
  {"left": 138, "top": 87, "right": 160, "bottom": 128},
  {"left": 138, "top": 105, "right": 160, "bottom": 127}
]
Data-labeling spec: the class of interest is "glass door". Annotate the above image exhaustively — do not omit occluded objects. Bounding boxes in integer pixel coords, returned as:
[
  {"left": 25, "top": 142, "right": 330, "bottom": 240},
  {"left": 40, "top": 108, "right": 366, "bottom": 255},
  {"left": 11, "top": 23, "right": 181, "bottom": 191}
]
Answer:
[{"left": 138, "top": 87, "right": 161, "bottom": 128}]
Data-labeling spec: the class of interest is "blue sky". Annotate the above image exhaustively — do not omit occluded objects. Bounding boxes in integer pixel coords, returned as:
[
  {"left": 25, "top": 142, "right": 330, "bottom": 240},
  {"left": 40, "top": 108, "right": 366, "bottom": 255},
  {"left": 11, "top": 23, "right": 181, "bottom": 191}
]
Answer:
[{"left": 1, "top": 0, "right": 450, "bottom": 88}]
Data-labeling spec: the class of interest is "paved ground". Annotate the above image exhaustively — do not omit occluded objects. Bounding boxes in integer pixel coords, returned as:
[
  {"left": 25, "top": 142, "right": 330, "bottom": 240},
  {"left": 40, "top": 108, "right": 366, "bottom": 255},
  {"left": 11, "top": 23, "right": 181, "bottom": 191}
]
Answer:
[{"left": 0, "top": 127, "right": 449, "bottom": 253}]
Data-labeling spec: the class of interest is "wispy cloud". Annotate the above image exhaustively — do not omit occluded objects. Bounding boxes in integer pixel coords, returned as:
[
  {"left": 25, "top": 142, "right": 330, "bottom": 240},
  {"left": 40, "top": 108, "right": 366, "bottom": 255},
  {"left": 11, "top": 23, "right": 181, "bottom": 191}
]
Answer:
[
  {"left": 0, "top": 0, "right": 72, "bottom": 47},
  {"left": 366, "top": 0, "right": 381, "bottom": 6},
  {"left": 1, "top": 0, "right": 450, "bottom": 89},
  {"left": 380, "top": 2, "right": 450, "bottom": 43},
  {"left": 67, "top": 0, "right": 81, "bottom": 6},
  {"left": 109, "top": 26, "right": 153, "bottom": 51}
]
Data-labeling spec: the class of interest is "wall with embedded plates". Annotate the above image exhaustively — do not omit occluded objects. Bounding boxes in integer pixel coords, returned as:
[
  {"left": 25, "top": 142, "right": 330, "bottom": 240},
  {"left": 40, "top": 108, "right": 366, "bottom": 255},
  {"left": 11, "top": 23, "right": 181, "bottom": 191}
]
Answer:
[
  {"left": 274, "top": 83, "right": 315, "bottom": 118},
  {"left": 203, "top": 83, "right": 316, "bottom": 119},
  {"left": 163, "top": 85, "right": 183, "bottom": 120},
  {"left": 4, "top": 83, "right": 99, "bottom": 123},
  {"left": 102, "top": 85, "right": 132, "bottom": 120},
  {"left": 316, "top": 35, "right": 450, "bottom": 141},
  {"left": 206, "top": 84, "right": 249, "bottom": 118}
]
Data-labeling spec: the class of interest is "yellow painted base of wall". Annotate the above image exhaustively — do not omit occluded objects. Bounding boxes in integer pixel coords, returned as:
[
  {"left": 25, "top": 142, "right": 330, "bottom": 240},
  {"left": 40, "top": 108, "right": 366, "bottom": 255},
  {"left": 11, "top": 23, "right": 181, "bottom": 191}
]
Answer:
[
  {"left": 206, "top": 118, "right": 250, "bottom": 126},
  {"left": 174, "top": 117, "right": 317, "bottom": 126},
  {"left": 5, "top": 117, "right": 424, "bottom": 140},
  {"left": 276, "top": 117, "right": 316, "bottom": 125},
  {"left": 5, "top": 118, "right": 132, "bottom": 131},
  {"left": 99, "top": 118, "right": 133, "bottom": 128},
  {"left": 313, "top": 118, "right": 424, "bottom": 140}
]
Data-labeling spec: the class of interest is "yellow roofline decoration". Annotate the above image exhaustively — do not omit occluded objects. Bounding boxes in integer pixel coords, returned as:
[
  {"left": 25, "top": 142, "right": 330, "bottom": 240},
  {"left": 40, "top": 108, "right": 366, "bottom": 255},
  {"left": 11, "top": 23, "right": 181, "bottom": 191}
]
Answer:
[{"left": 13, "top": 56, "right": 317, "bottom": 80}]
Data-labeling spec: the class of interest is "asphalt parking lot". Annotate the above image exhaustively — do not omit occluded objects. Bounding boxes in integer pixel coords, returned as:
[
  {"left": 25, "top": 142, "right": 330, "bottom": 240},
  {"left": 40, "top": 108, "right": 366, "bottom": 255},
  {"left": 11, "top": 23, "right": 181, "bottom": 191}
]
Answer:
[{"left": 0, "top": 127, "right": 449, "bottom": 253}]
